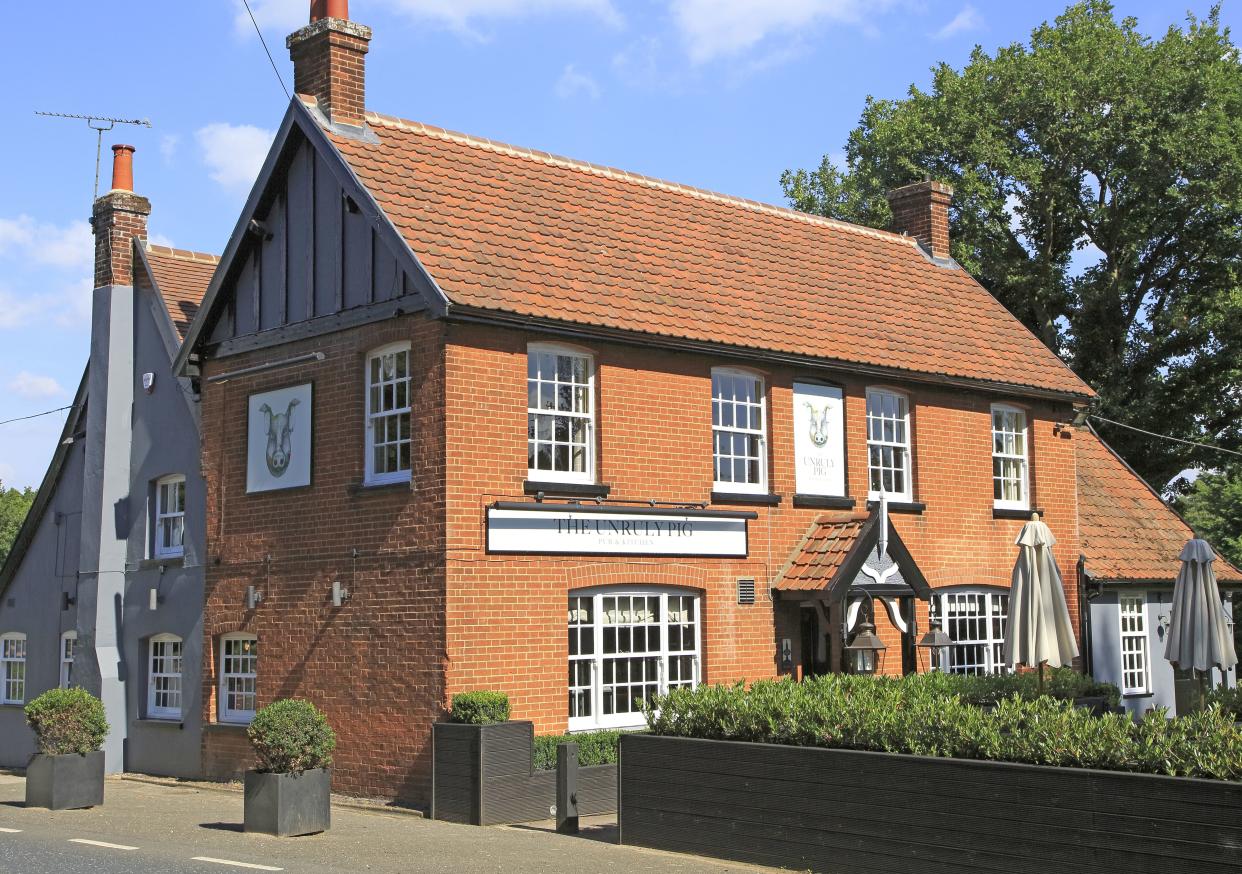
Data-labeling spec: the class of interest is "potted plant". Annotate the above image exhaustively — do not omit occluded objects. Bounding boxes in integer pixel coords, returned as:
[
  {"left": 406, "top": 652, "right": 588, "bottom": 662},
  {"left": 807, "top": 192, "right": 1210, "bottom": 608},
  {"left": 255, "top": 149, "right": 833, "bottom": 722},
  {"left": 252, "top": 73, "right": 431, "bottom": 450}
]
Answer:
[
  {"left": 432, "top": 691, "right": 535, "bottom": 824},
  {"left": 243, "top": 699, "right": 336, "bottom": 836},
  {"left": 24, "top": 688, "right": 109, "bottom": 810}
]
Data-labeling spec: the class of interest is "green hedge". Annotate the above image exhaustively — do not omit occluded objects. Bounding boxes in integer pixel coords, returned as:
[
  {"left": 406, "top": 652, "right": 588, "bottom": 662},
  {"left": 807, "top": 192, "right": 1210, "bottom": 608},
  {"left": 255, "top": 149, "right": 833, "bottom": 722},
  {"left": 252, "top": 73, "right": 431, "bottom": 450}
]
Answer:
[
  {"left": 448, "top": 691, "right": 511, "bottom": 725},
  {"left": 933, "top": 667, "right": 1121, "bottom": 709},
  {"left": 646, "top": 674, "right": 1242, "bottom": 781},
  {"left": 1206, "top": 685, "right": 1242, "bottom": 720},
  {"left": 248, "top": 699, "right": 337, "bottom": 774},
  {"left": 532, "top": 730, "right": 626, "bottom": 771},
  {"left": 24, "top": 688, "right": 109, "bottom": 756}
]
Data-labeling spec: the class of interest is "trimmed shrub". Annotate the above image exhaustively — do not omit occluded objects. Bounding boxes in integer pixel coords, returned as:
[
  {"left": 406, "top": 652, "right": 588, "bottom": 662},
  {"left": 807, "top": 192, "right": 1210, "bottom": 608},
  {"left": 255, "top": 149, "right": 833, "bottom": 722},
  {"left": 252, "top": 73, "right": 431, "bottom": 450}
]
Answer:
[
  {"left": 1206, "top": 685, "right": 1242, "bottom": 721},
  {"left": 942, "top": 668, "right": 1121, "bottom": 709},
  {"left": 532, "top": 730, "right": 625, "bottom": 771},
  {"left": 247, "top": 699, "right": 336, "bottom": 774},
  {"left": 646, "top": 673, "right": 1242, "bottom": 781},
  {"left": 24, "top": 688, "right": 109, "bottom": 756},
  {"left": 448, "top": 691, "right": 511, "bottom": 725}
]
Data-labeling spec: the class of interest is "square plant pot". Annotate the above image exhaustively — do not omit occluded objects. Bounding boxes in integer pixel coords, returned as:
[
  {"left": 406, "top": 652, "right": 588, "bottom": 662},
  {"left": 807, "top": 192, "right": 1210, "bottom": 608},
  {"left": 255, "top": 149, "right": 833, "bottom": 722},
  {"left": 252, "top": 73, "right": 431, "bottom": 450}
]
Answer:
[
  {"left": 25, "top": 752, "right": 105, "bottom": 810},
  {"left": 243, "top": 768, "right": 331, "bottom": 836}
]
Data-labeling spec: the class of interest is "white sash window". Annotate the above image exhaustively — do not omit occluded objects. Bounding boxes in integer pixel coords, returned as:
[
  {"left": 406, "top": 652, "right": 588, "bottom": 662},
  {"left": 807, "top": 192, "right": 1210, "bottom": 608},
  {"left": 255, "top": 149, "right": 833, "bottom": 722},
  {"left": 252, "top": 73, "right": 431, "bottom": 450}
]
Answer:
[
  {"left": 220, "top": 634, "right": 258, "bottom": 723},
  {"left": 1, "top": 633, "right": 26, "bottom": 705},
  {"left": 1119, "top": 594, "right": 1150, "bottom": 695},
  {"left": 527, "top": 345, "right": 594, "bottom": 483},
  {"left": 866, "top": 388, "right": 912, "bottom": 501},
  {"left": 149, "top": 634, "right": 184, "bottom": 720},
  {"left": 155, "top": 475, "right": 186, "bottom": 558},
  {"left": 365, "top": 343, "right": 413, "bottom": 485},
  {"left": 712, "top": 368, "right": 767, "bottom": 493},
  {"left": 991, "top": 405, "right": 1029, "bottom": 510},
  {"left": 59, "top": 631, "right": 76, "bottom": 689}
]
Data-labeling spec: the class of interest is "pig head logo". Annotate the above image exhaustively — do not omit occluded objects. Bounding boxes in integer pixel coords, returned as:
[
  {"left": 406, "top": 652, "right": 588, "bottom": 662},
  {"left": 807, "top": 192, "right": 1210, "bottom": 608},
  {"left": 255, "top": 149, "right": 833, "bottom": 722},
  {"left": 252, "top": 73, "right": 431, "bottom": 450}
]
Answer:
[
  {"left": 258, "top": 399, "right": 299, "bottom": 477},
  {"left": 804, "top": 401, "right": 831, "bottom": 447}
]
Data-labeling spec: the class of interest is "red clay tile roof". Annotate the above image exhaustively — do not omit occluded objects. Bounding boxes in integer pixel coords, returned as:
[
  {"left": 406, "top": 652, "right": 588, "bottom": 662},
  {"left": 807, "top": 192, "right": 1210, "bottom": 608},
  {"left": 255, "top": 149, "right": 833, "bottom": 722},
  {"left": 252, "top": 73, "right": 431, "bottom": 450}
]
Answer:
[
  {"left": 326, "top": 112, "right": 1093, "bottom": 398},
  {"left": 775, "top": 513, "right": 871, "bottom": 592},
  {"left": 1076, "top": 428, "right": 1242, "bottom": 584},
  {"left": 144, "top": 244, "right": 219, "bottom": 341}
]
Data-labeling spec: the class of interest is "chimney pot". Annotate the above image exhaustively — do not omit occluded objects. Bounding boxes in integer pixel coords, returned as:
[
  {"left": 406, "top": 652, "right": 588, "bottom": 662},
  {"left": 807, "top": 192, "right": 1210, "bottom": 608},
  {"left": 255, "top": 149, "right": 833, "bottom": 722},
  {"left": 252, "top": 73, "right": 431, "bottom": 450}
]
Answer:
[
  {"left": 886, "top": 179, "right": 953, "bottom": 260},
  {"left": 111, "top": 144, "right": 136, "bottom": 193},
  {"left": 310, "top": 0, "right": 348, "bottom": 21}
]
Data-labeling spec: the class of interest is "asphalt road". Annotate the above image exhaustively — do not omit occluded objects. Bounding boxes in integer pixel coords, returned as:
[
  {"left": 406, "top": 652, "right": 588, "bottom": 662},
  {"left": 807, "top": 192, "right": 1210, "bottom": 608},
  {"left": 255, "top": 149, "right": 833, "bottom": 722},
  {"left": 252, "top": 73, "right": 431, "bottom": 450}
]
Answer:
[{"left": 0, "top": 773, "right": 773, "bottom": 873}]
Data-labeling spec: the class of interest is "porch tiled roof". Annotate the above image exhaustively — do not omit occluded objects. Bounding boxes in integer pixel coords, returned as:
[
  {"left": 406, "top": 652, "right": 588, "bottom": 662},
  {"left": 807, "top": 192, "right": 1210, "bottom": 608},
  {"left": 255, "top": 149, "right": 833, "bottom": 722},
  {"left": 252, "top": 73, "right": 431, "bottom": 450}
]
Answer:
[
  {"left": 1076, "top": 428, "right": 1242, "bottom": 584},
  {"left": 325, "top": 112, "right": 1093, "bottom": 398},
  {"left": 775, "top": 513, "right": 871, "bottom": 592},
  {"left": 144, "top": 244, "right": 219, "bottom": 340}
]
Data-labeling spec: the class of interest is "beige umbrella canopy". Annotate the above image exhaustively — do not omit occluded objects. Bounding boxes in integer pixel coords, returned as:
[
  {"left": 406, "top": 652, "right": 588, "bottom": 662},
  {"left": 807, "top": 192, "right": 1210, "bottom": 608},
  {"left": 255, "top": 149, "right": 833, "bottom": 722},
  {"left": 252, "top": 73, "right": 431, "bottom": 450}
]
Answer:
[
  {"left": 1003, "top": 515, "right": 1080, "bottom": 674},
  {"left": 1164, "top": 538, "right": 1238, "bottom": 676}
]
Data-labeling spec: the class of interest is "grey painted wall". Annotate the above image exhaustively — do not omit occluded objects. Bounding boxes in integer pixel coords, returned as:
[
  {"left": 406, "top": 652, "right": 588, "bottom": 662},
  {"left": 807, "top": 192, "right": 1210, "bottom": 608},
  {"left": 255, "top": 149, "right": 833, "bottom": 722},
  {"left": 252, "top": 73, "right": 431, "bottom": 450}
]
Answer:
[
  {"left": 1089, "top": 587, "right": 1236, "bottom": 717},
  {"left": 0, "top": 437, "right": 85, "bottom": 768}
]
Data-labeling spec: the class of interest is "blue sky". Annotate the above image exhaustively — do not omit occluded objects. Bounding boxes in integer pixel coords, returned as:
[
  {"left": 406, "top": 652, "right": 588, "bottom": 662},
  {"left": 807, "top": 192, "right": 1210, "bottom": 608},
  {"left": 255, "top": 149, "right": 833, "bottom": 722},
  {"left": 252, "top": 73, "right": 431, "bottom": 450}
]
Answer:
[{"left": 0, "top": 0, "right": 1233, "bottom": 489}]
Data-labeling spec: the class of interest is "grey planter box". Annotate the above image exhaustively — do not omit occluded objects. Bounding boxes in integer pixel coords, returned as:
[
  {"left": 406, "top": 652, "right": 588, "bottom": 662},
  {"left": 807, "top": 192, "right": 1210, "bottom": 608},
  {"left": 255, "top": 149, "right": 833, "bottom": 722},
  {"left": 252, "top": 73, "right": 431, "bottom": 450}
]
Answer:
[
  {"left": 619, "top": 734, "right": 1242, "bottom": 873},
  {"left": 25, "top": 751, "right": 105, "bottom": 810},
  {"left": 243, "top": 768, "right": 331, "bottom": 836},
  {"left": 432, "top": 721, "right": 617, "bottom": 825}
]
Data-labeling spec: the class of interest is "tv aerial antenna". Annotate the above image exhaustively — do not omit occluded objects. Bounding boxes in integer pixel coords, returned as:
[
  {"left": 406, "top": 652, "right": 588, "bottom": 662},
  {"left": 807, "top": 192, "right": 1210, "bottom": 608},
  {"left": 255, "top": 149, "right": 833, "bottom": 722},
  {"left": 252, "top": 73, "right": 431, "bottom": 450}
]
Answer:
[{"left": 34, "top": 111, "right": 152, "bottom": 202}]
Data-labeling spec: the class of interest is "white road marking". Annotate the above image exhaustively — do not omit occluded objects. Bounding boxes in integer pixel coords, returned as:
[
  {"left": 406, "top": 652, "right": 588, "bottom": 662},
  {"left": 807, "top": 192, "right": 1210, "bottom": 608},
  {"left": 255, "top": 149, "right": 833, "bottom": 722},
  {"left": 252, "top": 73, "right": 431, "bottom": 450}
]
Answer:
[
  {"left": 0, "top": 827, "right": 22, "bottom": 833},
  {"left": 69, "top": 838, "right": 140, "bottom": 850},
  {"left": 191, "top": 858, "right": 284, "bottom": 871}
]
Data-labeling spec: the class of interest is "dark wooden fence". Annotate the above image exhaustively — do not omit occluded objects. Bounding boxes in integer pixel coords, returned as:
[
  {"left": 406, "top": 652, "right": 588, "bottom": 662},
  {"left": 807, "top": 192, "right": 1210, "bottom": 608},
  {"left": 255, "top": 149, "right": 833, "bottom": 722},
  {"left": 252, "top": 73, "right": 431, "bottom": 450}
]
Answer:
[
  {"left": 619, "top": 733, "right": 1242, "bottom": 874},
  {"left": 432, "top": 721, "right": 616, "bottom": 825}
]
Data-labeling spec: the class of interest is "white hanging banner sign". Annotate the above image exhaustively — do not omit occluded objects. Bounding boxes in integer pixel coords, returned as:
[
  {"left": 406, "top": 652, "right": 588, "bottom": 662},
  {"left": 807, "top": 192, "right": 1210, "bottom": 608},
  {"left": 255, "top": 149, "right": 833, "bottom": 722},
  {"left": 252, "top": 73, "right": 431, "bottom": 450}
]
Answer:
[
  {"left": 792, "top": 381, "right": 846, "bottom": 496},
  {"left": 486, "top": 507, "right": 748, "bottom": 557}
]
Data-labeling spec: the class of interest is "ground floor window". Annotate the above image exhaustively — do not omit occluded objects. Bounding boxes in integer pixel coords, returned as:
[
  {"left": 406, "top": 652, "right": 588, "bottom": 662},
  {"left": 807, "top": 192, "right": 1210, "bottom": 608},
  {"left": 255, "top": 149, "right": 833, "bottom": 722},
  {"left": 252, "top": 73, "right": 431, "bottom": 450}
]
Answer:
[
  {"left": 929, "top": 590, "right": 1009, "bottom": 675},
  {"left": 568, "top": 589, "right": 700, "bottom": 731},
  {"left": 149, "top": 635, "right": 184, "bottom": 719},
  {"left": 219, "top": 634, "right": 257, "bottom": 723},
  {"left": 1119, "top": 593, "right": 1150, "bottom": 695},
  {"left": 1, "top": 633, "right": 26, "bottom": 704},
  {"left": 59, "top": 631, "right": 76, "bottom": 688}
]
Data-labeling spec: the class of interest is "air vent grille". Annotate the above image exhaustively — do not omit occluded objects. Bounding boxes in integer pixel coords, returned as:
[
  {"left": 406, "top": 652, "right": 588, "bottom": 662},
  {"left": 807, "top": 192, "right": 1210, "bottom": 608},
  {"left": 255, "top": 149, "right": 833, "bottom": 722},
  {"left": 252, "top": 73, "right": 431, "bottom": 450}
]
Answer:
[{"left": 737, "top": 578, "right": 756, "bottom": 605}]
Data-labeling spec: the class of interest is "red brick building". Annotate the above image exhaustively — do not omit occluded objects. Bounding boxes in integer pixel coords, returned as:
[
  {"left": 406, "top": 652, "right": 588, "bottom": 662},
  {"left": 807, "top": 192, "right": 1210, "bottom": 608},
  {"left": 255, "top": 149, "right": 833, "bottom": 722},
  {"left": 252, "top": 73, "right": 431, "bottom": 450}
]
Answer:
[{"left": 176, "top": 2, "right": 1094, "bottom": 804}]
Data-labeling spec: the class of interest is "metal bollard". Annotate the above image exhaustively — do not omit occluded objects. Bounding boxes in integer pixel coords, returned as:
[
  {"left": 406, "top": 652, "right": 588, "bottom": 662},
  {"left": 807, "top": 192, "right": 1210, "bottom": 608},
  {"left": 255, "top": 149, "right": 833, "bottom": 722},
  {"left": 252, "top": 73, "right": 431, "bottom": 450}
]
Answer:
[{"left": 556, "top": 742, "right": 579, "bottom": 834}]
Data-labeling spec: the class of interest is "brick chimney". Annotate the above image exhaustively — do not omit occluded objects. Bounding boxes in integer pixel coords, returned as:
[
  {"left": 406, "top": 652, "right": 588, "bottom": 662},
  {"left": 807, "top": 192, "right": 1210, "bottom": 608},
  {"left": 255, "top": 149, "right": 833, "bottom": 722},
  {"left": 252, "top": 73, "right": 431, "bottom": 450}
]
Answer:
[
  {"left": 92, "top": 145, "right": 150, "bottom": 288},
  {"left": 886, "top": 180, "right": 953, "bottom": 260},
  {"left": 287, "top": 0, "right": 372, "bottom": 128}
]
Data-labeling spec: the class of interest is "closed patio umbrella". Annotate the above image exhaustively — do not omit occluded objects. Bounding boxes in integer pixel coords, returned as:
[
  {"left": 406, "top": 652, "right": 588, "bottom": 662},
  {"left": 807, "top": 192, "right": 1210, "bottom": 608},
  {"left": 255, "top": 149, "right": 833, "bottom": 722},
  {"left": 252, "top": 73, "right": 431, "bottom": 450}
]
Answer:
[
  {"left": 1003, "top": 514, "right": 1079, "bottom": 688},
  {"left": 1164, "top": 538, "right": 1237, "bottom": 707}
]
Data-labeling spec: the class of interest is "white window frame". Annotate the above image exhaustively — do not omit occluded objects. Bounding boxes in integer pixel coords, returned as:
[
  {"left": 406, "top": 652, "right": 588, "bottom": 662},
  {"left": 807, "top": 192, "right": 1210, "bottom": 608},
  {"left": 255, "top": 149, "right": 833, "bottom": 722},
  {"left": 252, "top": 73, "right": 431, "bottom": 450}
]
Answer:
[
  {"left": 1119, "top": 593, "right": 1151, "bottom": 696},
  {"left": 929, "top": 589, "right": 1009, "bottom": 676},
  {"left": 866, "top": 388, "right": 912, "bottom": 502},
  {"left": 1, "top": 633, "right": 27, "bottom": 705},
  {"left": 567, "top": 588, "right": 701, "bottom": 732},
  {"left": 154, "top": 475, "right": 186, "bottom": 559},
  {"left": 527, "top": 344, "right": 595, "bottom": 485},
  {"left": 219, "top": 634, "right": 258, "bottom": 724},
  {"left": 991, "top": 404, "right": 1030, "bottom": 511},
  {"left": 711, "top": 367, "right": 768, "bottom": 494},
  {"left": 364, "top": 342, "right": 414, "bottom": 486},
  {"left": 148, "top": 634, "right": 184, "bottom": 720},
  {"left": 59, "top": 631, "right": 76, "bottom": 689}
]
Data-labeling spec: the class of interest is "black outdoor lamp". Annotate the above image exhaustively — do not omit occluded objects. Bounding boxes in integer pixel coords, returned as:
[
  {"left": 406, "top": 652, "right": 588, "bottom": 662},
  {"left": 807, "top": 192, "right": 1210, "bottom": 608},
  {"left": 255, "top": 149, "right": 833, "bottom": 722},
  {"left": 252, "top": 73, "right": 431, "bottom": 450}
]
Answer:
[
  {"left": 917, "top": 620, "right": 954, "bottom": 672},
  {"left": 844, "top": 619, "right": 887, "bottom": 674}
]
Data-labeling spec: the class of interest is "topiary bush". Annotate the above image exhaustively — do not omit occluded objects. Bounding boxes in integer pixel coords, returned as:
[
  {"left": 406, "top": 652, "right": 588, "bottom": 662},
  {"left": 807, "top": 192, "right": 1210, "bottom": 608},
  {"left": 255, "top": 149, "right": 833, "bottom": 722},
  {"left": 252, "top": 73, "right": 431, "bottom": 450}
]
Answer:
[
  {"left": 645, "top": 673, "right": 1242, "bottom": 781},
  {"left": 247, "top": 699, "right": 336, "bottom": 775},
  {"left": 24, "top": 688, "right": 109, "bottom": 756},
  {"left": 448, "top": 691, "right": 511, "bottom": 725},
  {"left": 532, "top": 730, "right": 626, "bottom": 771}
]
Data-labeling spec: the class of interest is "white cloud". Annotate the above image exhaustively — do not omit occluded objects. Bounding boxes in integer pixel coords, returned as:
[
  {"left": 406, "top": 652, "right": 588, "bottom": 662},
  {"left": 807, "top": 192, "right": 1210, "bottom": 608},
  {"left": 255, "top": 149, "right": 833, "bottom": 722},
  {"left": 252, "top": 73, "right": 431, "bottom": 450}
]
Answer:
[
  {"left": 148, "top": 231, "right": 177, "bottom": 248},
  {"left": 933, "top": 4, "right": 981, "bottom": 40},
  {"left": 555, "top": 64, "right": 601, "bottom": 100},
  {"left": 0, "top": 216, "right": 93, "bottom": 272},
  {"left": 8, "top": 371, "right": 65, "bottom": 400},
  {"left": 0, "top": 277, "right": 92, "bottom": 331},
  {"left": 195, "top": 123, "right": 276, "bottom": 194},
  {"left": 670, "top": 0, "right": 891, "bottom": 64},
  {"left": 159, "top": 134, "right": 181, "bottom": 162}
]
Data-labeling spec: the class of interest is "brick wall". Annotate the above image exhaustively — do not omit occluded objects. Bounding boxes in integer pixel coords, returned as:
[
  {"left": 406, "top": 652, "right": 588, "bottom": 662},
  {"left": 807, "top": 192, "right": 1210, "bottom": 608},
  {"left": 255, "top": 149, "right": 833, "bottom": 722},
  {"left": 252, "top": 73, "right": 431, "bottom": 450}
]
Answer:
[
  {"left": 198, "top": 313, "right": 446, "bottom": 802},
  {"left": 92, "top": 192, "right": 150, "bottom": 288}
]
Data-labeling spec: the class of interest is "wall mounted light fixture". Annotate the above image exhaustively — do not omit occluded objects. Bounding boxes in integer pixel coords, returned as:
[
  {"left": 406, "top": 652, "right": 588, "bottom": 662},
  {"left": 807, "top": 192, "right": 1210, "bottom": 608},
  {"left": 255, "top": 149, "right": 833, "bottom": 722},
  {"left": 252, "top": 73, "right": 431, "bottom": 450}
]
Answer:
[
  {"left": 331, "top": 581, "right": 350, "bottom": 607},
  {"left": 246, "top": 585, "right": 263, "bottom": 610}
]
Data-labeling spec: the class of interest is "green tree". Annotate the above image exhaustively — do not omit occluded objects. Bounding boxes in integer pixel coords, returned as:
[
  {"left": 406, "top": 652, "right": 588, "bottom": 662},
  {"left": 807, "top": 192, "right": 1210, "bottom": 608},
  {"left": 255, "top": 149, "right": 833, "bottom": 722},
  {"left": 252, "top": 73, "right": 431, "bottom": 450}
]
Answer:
[
  {"left": 781, "top": 1, "right": 1242, "bottom": 488},
  {"left": 0, "top": 481, "right": 36, "bottom": 569},
  {"left": 1177, "top": 466, "right": 1242, "bottom": 569}
]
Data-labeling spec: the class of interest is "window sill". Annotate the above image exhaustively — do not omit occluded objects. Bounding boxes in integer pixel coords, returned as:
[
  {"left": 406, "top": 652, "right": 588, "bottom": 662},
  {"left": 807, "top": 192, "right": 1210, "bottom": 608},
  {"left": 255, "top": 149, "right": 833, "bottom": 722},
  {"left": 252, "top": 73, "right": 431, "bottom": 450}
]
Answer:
[
  {"left": 866, "top": 499, "right": 926, "bottom": 514},
  {"left": 792, "top": 494, "right": 856, "bottom": 510},
  {"left": 347, "top": 479, "right": 411, "bottom": 497},
  {"left": 136, "top": 718, "right": 184, "bottom": 728},
  {"left": 206, "top": 721, "right": 252, "bottom": 731},
  {"left": 524, "top": 480, "right": 611, "bottom": 499},
  {"left": 992, "top": 506, "right": 1044, "bottom": 520},
  {"left": 1121, "top": 692, "right": 1154, "bottom": 700},
  {"left": 138, "top": 556, "right": 185, "bottom": 570},
  {"left": 712, "top": 491, "right": 781, "bottom": 506}
]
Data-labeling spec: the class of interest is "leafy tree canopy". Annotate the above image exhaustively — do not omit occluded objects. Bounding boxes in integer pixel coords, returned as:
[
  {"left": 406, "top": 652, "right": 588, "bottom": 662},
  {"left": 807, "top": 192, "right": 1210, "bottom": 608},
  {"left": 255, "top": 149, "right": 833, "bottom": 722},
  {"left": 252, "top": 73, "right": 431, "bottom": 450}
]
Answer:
[
  {"left": 0, "top": 481, "right": 36, "bottom": 570},
  {"left": 781, "top": 1, "right": 1242, "bottom": 488},
  {"left": 1177, "top": 465, "right": 1242, "bottom": 569}
]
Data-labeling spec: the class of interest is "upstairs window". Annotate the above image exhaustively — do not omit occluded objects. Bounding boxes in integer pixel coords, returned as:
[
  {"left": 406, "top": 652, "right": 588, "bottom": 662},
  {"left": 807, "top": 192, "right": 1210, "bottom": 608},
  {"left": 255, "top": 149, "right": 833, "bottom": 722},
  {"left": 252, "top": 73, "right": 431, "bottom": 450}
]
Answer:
[
  {"left": 866, "top": 388, "right": 912, "bottom": 501},
  {"left": 712, "top": 369, "right": 767, "bottom": 493},
  {"left": 154, "top": 475, "right": 186, "bottom": 559},
  {"left": 365, "top": 344, "right": 413, "bottom": 485},
  {"left": 60, "top": 631, "right": 76, "bottom": 689},
  {"left": 1, "top": 633, "right": 26, "bottom": 705},
  {"left": 527, "top": 345, "right": 594, "bottom": 483},
  {"left": 219, "top": 634, "right": 258, "bottom": 724},
  {"left": 148, "top": 634, "right": 184, "bottom": 720},
  {"left": 1119, "top": 594, "right": 1150, "bottom": 696},
  {"left": 992, "top": 405, "right": 1029, "bottom": 510}
]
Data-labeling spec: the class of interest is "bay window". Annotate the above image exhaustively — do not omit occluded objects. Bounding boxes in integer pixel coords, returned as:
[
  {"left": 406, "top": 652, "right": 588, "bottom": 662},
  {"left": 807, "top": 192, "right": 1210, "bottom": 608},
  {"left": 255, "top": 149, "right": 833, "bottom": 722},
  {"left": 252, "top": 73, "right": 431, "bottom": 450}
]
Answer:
[
  {"left": 527, "top": 345, "right": 594, "bottom": 483},
  {"left": 1119, "top": 593, "right": 1150, "bottom": 695},
  {"left": 992, "top": 405, "right": 1029, "bottom": 510},
  {"left": 712, "top": 368, "right": 767, "bottom": 493},
  {"left": 568, "top": 589, "right": 700, "bottom": 731},
  {"left": 219, "top": 634, "right": 257, "bottom": 723},
  {"left": 154, "top": 475, "right": 186, "bottom": 558},
  {"left": 866, "top": 388, "right": 911, "bottom": 500},
  {"left": 929, "top": 590, "right": 1009, "bottom": 675},
  {"left": 149, "top": 634, "right": 184, "bottom": 720},
  {"left": 1, "top": 633, "right": 26, "bottom": 704},
  {"left": 365, "top": 343, "right": 413, "bottom": 485}
]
